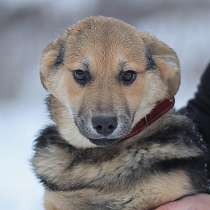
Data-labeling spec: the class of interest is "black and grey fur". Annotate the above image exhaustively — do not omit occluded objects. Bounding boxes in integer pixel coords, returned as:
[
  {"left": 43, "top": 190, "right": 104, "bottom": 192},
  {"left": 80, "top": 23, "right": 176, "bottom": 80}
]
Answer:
[{"left": 32, "top": 111, "right": 209, "bottom": 210}]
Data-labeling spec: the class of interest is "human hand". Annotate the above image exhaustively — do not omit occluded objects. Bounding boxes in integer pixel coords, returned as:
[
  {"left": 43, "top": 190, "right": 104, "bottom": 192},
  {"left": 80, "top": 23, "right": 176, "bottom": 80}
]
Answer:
[{"left": 154, "top": 194, "right": 210, "bottom": 210}]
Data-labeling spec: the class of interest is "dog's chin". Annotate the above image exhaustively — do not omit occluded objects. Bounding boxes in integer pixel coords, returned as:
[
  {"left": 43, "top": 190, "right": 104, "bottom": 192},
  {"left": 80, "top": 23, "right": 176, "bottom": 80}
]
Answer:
[{"left": 88, "top": 138, "right": 121, "bottom": 146}]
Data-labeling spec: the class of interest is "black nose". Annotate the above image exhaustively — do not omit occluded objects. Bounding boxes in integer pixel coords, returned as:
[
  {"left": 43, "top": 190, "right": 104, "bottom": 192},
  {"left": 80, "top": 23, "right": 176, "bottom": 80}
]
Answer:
[{"left": 92, "top": 116, "right": 118, "bottom": 136}]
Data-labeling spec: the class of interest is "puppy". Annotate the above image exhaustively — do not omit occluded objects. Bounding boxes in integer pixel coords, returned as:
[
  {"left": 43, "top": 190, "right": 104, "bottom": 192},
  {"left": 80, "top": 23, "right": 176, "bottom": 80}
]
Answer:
[{"left": 32, "top": 16, "right": 209, "bottom": 210}]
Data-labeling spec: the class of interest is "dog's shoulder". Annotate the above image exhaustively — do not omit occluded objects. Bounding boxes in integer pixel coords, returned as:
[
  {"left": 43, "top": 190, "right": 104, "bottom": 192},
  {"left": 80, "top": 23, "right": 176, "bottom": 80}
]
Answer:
[
  {"left": 33, "top": 125, "right": 72, "bottom": 150},
  {"left": 32, "top": 113, "right": 208, "bottom": 192},
  {"left": 149, "top": 112, "right": 207, "bottom": 151}
]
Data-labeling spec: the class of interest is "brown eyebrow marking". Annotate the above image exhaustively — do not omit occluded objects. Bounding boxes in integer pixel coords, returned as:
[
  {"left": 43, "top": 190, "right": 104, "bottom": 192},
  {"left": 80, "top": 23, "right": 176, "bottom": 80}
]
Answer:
[
  {"left": 119, "top": 60, "right": 128, "bottom": 67},
  {"left": 65, "top": 57, "right": 90, "bottom": 72},
  {"left": 118, "top": 60, "right": 142, "bottom": 73},
  {"left": 118, "top": 60, "right": 130, "bottom": 72},
  {"left": 82, "top": 57, "right": 90, "bottom": 69}
]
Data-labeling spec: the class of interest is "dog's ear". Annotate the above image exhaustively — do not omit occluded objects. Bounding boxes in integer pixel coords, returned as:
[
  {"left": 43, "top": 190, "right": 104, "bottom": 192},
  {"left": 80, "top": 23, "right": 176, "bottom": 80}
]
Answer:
[
  {"left": 141, "top": 32, "right": 180, "bottom": 96},
  {"left": 40, "top": 35, "right": 66, "bottom": 91}
]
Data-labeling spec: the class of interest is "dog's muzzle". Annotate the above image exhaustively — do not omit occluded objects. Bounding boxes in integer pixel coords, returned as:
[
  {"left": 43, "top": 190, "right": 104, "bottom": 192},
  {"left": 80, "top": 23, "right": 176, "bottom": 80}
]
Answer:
[{"left": 75, "top": 113, "right": 131, "bottom": 146}]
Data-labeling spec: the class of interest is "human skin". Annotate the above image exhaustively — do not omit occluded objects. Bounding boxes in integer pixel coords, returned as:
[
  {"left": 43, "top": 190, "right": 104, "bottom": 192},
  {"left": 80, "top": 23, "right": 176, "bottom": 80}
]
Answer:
[{"left": 155, "top": 194, "right": 210, "bottom": 210}]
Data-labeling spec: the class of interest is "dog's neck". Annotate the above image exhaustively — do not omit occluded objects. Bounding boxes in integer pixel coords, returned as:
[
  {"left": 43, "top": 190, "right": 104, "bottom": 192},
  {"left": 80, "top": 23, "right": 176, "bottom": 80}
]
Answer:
[
  {"left": 122, "top": 97, "right": 175, "bottom": 141},
  {"left": 47, "top": 95, "right": 175, "bottom": 148}
]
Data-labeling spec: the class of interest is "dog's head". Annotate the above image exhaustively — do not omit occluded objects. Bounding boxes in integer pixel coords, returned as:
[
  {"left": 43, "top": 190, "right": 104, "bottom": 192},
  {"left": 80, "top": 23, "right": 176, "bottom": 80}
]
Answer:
[{"left": 41, "top": 16, "right": 180, "bottom": 148}]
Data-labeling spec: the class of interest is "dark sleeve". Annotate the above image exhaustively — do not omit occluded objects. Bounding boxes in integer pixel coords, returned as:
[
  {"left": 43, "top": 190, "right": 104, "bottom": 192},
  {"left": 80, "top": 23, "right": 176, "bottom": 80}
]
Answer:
[
  {"left": 179, "top": 63, "right": 210, "bottom": 146},
  {"left": 179, "top": 63, "right": 210, "bottom": 178}
]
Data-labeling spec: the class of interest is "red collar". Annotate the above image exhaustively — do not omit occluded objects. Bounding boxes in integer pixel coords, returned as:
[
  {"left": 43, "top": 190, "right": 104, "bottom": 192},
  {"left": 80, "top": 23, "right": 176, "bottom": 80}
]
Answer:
[{"left": 123, "top": 97, "right": 175, "bottom": 140}]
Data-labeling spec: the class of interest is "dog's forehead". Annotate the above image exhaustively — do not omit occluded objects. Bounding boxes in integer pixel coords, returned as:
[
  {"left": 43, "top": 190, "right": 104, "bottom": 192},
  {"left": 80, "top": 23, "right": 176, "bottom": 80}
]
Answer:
[{"left": 64, "top": 17, "right": 146, "bottom": 70}]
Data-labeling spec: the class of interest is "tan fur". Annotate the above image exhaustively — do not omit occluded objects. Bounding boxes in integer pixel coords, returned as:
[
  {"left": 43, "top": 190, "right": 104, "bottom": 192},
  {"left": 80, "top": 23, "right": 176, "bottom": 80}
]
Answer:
[
  {"left": 40, "top": 16, "right": 180, "bottom": 148},
  {"left": 140, "top": 32, "right": 180, "bottom": 96},
  {"left": 44, "top": 170, "right": 193, "bottom": 210},
  {"left": 37, "top": 16, "right": 191, "bottom": 210},
  {"left": 33, "top": 115, "right": 202, "bottom": 192}
]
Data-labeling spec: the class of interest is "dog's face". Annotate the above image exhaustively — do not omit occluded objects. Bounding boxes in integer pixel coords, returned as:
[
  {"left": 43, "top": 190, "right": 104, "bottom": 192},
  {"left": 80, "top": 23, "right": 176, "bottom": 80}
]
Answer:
[{"left": 41, "top": 16, "right": 180, "bottom": 148}]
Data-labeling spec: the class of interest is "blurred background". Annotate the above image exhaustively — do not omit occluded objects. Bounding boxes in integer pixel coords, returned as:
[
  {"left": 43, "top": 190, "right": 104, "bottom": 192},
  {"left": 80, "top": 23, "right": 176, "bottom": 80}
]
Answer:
[{"left": 0, "top": 0, "right": 210, "bottom": 209}]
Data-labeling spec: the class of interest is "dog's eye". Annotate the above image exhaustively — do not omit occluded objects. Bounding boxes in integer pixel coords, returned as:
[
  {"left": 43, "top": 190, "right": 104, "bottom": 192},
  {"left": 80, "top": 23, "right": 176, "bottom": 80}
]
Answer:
[
  {"left": 119, "top": 70, "right": 137, "bottom": 85},
  {"left": 73, "top": 70, "right": 91, "bottom": 86}
]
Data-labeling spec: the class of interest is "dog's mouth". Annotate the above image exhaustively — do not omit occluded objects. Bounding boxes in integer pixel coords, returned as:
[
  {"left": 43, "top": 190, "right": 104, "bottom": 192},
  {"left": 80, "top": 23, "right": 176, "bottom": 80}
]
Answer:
[
  {"left": 75, "top": 114, "right": 132, "bottom": 146},
  {"left": 88, "top": 138, "right": 121, "bottom": 146},
  {"left": 75, "top": 97, "right": 175, "bottom": 147},
  {"left": 88, "top": 98, "right": 175, "bottom": 146}
]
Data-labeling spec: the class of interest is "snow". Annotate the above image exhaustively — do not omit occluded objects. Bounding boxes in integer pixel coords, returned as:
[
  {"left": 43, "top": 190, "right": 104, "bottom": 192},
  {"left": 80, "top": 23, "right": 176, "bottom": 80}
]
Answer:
[{"left": 0, "top": 105, "right": 46, "bottom": 210}]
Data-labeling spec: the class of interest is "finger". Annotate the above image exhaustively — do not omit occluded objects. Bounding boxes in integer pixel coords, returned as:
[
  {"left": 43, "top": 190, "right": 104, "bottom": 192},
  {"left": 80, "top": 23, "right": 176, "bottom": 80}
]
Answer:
[
  {"left": 155, "top": 194, "right": 210, "bottom": 210},
  {"left": 155, "top": 202, "right": 177, "bottom": 210}
]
